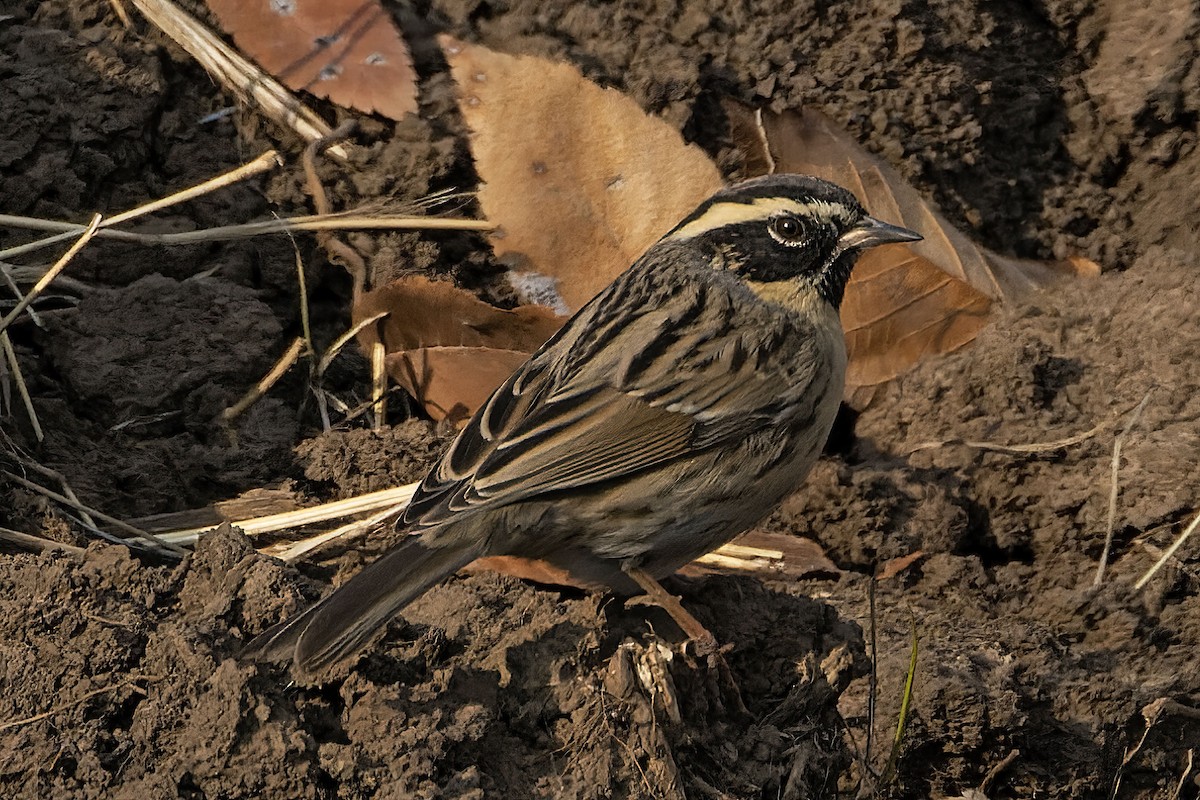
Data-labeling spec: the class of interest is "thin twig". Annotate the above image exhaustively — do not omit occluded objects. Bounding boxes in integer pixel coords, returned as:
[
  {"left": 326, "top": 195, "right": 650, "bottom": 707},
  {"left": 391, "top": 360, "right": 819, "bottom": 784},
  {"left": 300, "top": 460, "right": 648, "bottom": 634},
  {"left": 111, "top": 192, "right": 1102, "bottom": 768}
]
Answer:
[
  {"left": 978, "top": 749, "right": 1020, "bottom": 795},
  {"left": 0, "top": 674, "right": 161, "bottom": 732},
  {"left": 153, "top": 483, "right": 420, "bottom": 545},
  {"left": 1, "top": 332, "right": 42, "bottom": 440},
  {"left": 128, "top": 0, "right": 346, "bottom": 158},
  {"left": 316, "top": 312, "right": 387, "bottom": 377},
  {"left": 1094, "top": 389, "right": 1156, "bottom": 586},
  {"left": 1134, "top": 508, "right": 1200, "bottom": 591},
  {"left": 107, "top": 0, "right": 133, "bottom": 27},
  {"left": 1, "top": 470, "right": 184, "bottom": 557},
  {"left": 1111, "top": 698, "right": 1200, "bottom": 799},
  {"left": 907, "top": 398, "right": 1143, "bottom": 456},
  {"left": 288, "top": 238, "right": 314, "bottom": 358},
  {"left": 1170, "top": 749, "right": 1194, "bottom": 800},
  {"left": 0, "top": 526, "right": 87, "bottom": 555},
  {"left": 11, "top": 457, "right": 98, "bottom": 529},
  {"left": 0, "top": 262, "right": 43, "bottom": 328},
  {"left": 1, "top": 262, "right": 92, "bottom": 295},
  {"left": 221, "top": 337, "right": 305, "bottom": 423},
  {"left": 0, "top": 212, "right": 493, "bottom": 251},
  {"left": 371, "top": 340, "right": 388, "bottom": 430},
  {"left": 302, "top": 120, "right": 368, "bottom": 295},
  {"left": 0, "top": 152, "right": 280, "bottom": 262},
  {"left": 114, "top": 151, "right": 282, "bottom": 228},
  {"left": 0, "top": 215, "right": 101, "bottom": 337},
  {"left": 270, "top": 502, "right": 408, "bottom": 561}
]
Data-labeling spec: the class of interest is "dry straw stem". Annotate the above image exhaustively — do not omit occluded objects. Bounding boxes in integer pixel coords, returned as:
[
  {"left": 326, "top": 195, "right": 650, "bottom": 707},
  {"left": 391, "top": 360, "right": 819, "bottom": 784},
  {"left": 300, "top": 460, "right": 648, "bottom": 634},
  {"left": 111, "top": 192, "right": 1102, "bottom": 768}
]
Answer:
[
  {"left": 269, "top": 502, "right": 409, "bottom": 561},
  {"left": 0, "top": 211, "right": 493, "bottom": 253},
  {"left": 371, "top": 339, "right": 388, "bottom": 431},
  {"left": 906, "top": 394, "right": 1148, "bottom": 456},
  {"left": 151, "top": 481, "right": 785, "bottom": 578},
  {"left": 0, "top": 218, "right": 101, "bottom": 442},
  {"left": 0, "top": 526, "right": 86, "bottom": 555},
  {"left": 0, "top": 215, "right": 101, "bottom": 337},
  {"left": 1172, "top": 749, "right": 1194, "bottom": 800},
  {"left": 1, "top": 332, "right": 42, "bottom": 441},
  {"left": 154, "top": 483, "right": 420, "bottom": 545},
  {"left": 0, "top": 262, "right": 45, "bottom": 328},
  {"left": 1134, "top": 507, "right": 1200, "bottom": 591},
  {"left": 128, "top": 0, "right": 348, "bottom": 159},
  {"left": 12, "top": 456, "right": 98, "bottom": 529},
  {"left": 317, "top": 312, "right": 387, "bottom": 377},
  {"left": 0, "top": 151, "right": 280, "bottom": 262},
  {"left": 1112, "top": 698, "right": 1200, "bottom": 799},
  {"left": 1094, "top": 388, "right": 1156, "bottom": 586},
  {"left": 0, "top": 673, "right": 161, "bottom": 733},
  {"left": 221, "top": 336, "right": 305, "bottom": 424},
  {"left": 2, "top": 470, "right": 185, "bottom": 557}
]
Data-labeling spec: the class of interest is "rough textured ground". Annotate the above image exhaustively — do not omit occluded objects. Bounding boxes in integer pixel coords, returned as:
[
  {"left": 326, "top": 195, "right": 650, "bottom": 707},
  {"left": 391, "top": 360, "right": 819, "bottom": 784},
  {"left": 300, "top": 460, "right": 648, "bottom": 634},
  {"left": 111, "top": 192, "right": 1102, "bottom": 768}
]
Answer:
[{"left": 2, "top": 0, "right": 1198, "bottom": 797}]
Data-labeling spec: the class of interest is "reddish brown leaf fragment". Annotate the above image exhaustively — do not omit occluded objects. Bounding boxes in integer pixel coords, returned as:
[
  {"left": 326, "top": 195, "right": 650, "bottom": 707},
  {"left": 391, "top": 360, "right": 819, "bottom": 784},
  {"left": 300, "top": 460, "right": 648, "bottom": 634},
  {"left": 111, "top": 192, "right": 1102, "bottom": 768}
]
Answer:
[
  {"left": 352, "top": 276, "right": 564, "bottom": 422},
  {"left": 205, "top": 0, "right": 417, "bottom": 119}
]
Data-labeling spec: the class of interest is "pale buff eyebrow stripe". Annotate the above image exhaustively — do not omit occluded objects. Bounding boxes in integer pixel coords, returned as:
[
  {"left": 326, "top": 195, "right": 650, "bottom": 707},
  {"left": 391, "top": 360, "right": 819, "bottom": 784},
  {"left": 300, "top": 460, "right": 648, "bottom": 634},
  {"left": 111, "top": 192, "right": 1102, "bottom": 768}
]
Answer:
[{"left": 665, "top": 197, "right": 845, "bottom": 241}]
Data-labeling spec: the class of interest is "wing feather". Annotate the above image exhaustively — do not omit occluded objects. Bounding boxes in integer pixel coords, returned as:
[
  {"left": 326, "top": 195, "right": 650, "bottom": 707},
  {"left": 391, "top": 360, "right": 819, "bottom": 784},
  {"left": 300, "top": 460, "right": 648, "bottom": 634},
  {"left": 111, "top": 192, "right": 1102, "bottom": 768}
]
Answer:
[{"left": 402, "top": 260, "right": 823, "bottom": 531}]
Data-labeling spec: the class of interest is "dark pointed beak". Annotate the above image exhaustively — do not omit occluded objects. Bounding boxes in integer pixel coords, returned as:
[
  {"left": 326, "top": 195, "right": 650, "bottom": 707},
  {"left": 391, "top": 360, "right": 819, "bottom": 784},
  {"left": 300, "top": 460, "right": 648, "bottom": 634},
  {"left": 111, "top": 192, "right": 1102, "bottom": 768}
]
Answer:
[{"left": 838, "top": 216, "right": 923, "bottom": 251}]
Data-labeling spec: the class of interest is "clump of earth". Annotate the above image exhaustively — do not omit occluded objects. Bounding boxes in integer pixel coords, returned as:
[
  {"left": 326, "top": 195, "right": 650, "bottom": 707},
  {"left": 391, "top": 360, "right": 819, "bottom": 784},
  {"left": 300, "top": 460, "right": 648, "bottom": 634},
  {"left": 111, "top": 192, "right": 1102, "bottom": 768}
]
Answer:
[{"left": 2, "top": 0, "right": 1198, "bottom": 796}]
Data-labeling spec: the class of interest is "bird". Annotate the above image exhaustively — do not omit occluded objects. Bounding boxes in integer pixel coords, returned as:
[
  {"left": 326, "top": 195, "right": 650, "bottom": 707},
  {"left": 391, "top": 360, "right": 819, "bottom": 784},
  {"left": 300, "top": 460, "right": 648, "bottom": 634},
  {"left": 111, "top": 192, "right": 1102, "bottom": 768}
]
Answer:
[{"left": 244, "top": 174, "right": 921, "bottom": 679}]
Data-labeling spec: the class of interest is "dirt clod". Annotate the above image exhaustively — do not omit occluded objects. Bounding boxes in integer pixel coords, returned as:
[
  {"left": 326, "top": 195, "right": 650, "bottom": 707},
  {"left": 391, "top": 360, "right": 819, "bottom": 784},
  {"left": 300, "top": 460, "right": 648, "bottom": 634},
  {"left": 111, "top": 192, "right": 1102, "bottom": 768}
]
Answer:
[{"left": 2, "top": 0, "right": 1199, "bottom": 796}]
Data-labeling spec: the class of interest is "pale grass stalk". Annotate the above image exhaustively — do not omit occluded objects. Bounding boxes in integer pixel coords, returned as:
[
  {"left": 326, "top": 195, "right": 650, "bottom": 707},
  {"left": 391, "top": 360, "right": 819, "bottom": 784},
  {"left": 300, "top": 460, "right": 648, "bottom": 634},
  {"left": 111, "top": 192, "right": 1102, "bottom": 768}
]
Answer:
[
  {"left": 0, "top": 263, "right": 43, "bottom": 327},
  {"left": 1134, "top": 508, "right": 1200, "bottom": 591},
  {"left": 2, "top": 470, "right": 184, "bottom": 556},
  {"left": 0, "top": 526, "right": 86, "bottom": 555},
  {"left": 0, "top": 215, "right": 101, "bottom": 337},
  {"left": 128, "top": 0, "right": 346, "bottom": 158},
  {"left": 13, "top": 458, "right": 99, "bottom": 529},
  {"left": 1, "top": 333, "right": 42, "bottom": 441},
  {"left": 0, "top": 213, "right": 493, "bottom": 254},
  {"left": 155, "top": 484, "right": 420, "bottom": 545},
  {"left": 272, "top": 503, "right": 408, "bottom": 562},
  {"left": 1094, "top": 389, "right": 1155, "bottom": 586},
  {"left": 317, "top": 312, "right": 387, "bottom": 377},
  {"left": 221, "top": 337, "right": 305, "bottom": 423},
  {"left": 371, "top": 340, "right": 388, "bottom": 430},
  {"left": 0, "top": 152, "right": 279, "bottom": 261}
]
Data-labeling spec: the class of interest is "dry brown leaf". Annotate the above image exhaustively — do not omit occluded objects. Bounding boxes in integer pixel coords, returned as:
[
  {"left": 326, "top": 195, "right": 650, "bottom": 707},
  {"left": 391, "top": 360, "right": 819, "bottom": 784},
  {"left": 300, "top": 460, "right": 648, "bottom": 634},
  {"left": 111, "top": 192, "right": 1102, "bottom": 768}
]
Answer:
[
  {"left": 730, "top": 103, "right": 1099, "bottom": 406},
  {"left": 875, "top": 550, "right": 927, "bottom": 581},
  {"left": 440, "top": 36, "right": 724, "bottom": 311},
  {"left": 205, "top": 0, "right": 417, "bottom": 120},
  {"left": 387, "top": 347, "right": 531, "bottom": 425},
  {"left": 353, "top": 276, "right": 563, "bottom": 422}
]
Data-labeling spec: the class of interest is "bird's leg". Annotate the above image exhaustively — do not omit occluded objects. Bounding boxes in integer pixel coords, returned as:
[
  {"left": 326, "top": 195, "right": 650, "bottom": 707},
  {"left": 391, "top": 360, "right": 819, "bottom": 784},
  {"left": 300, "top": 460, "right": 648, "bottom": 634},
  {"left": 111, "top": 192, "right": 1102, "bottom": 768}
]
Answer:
[
  {"left": 620, "top": 563, "right": 720, "bottom": 657},
  {"left": 620, "top": 562, "right": 749, "bottom": 717}
]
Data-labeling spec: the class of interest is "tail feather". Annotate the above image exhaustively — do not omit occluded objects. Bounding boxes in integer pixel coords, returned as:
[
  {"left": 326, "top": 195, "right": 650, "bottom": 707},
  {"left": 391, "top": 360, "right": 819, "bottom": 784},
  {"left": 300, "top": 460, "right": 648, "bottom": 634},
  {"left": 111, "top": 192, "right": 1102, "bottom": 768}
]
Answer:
[{"left": 243, "top": 534, "right": 481, "bottom": 678}]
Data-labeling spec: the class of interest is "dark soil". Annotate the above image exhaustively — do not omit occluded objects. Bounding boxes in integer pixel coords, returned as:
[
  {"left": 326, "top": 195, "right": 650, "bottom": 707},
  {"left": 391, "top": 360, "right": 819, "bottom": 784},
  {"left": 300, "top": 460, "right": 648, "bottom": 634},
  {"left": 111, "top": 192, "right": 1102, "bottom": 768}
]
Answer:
[{"left": 2, "top": 0, "right": 1199, "bottom": 797}]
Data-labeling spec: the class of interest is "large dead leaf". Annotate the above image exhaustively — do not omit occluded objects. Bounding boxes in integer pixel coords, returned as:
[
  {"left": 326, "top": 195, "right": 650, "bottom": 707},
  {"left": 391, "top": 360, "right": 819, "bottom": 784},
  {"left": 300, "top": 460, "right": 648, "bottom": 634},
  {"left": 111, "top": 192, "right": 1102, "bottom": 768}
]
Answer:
[
  {"left": 730, "top": 105, "right": 1099, "bottom": 406},
  {"left": 440, "top": 36, "right": 724, "bottom": 311},
  {"left": 205, "top": 0, "right": 417, "bottom": 120},
  {"left": 353, "top": 276, "right": 563, "bottom": 422}
]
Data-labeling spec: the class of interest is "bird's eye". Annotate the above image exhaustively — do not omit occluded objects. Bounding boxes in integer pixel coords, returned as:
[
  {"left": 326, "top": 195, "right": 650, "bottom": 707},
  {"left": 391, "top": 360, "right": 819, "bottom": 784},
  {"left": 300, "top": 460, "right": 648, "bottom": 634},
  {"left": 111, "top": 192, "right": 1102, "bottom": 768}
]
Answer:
[{"left": 768, "top": 215, "right": 806, "bottom": 245}]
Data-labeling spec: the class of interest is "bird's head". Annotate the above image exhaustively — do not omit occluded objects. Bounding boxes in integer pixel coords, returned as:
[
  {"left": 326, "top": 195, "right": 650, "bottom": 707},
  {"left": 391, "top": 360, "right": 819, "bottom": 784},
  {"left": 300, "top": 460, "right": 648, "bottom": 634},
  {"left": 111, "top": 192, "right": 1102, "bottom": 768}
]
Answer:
[{"left": 662, "top": 174, "right": 921, "bottom": 309}]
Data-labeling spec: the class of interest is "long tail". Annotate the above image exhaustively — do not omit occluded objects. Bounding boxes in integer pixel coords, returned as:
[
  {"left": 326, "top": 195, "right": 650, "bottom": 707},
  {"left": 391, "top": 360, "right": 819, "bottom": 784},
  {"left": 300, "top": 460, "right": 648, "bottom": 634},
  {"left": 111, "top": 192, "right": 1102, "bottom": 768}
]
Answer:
[{"left": 242, "top": 532, "right": 481, "bottom": 678}]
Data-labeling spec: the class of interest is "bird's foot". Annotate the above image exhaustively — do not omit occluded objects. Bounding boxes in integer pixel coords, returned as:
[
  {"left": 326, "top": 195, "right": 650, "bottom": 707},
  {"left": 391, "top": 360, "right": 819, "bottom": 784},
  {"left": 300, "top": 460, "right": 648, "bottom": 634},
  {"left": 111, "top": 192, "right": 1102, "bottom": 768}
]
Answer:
[{"left": 621, "top": 563, "right": 748, "bottom": 717}]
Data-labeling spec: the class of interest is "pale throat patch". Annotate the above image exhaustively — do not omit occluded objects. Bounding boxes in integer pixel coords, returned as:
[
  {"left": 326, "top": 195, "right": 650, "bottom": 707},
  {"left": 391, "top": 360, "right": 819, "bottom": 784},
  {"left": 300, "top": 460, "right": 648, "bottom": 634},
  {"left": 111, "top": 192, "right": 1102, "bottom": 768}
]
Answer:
[
  {"left": 666, "top": 196, "right": 850, "bottom": 241},
  {"left": 745, "top": 278, "right": 826, "bottom": 314}
]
